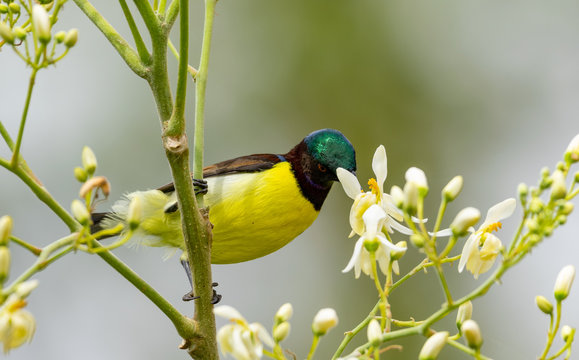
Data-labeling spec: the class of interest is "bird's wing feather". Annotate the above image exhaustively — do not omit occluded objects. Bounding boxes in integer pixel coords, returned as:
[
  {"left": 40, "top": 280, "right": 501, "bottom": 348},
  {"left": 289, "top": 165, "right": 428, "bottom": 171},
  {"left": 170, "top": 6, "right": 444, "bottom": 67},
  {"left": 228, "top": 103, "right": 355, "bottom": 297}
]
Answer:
[{"left": 157, "top": 153, "right": 283, "bottom": 193}]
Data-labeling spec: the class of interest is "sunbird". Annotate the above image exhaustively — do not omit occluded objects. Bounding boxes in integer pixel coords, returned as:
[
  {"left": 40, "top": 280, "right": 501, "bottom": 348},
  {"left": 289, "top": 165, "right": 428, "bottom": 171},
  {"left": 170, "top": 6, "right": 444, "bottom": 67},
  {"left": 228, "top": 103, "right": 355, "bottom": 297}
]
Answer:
[{"left": 92, "top": 129, "right": 356, "bottom": 300}]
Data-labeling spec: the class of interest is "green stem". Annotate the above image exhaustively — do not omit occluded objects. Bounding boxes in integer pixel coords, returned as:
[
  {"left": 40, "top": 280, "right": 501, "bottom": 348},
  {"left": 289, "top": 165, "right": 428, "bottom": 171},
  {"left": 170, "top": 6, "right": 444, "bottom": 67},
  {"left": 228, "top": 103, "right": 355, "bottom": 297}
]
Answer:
[
  {"left": 166, "top": 0, "right": 189, "bottom": 136},
  {"left": 1, "top": 233, "right": 76, "bottom": 297},
  {"left": 331, "top": 302, "right": 380, "bottom": 360},
  {"left": 306, "top": 334, "right": 321, "bottom": 360},
  {"left": 90, "top": 239, "right": 198, "bottom": 340},
  {"left": 131, "top": 0, "right": 162, "bottom": 38},
  {"left": 9, "top": 235, "right": 42, "bottom": 256},
  {"left": 540, "top": 301, "right": 563, "bottom": 359},
  {"left": 119, "top": 0, "right": 152, "bottom": 64},
  {"left": 370, "top": 251, "right": 388, "bottom": 330},
  {"left": 507, "top": 209, "right": 529, "bottom": 255},
  {"left": 193, "top": 0, "right": 217, "bottom": 189},
  {"left": 446, "top": 338, "right": 492, "bottom": 360},
  {"left": 72, "top": 0, "right": 148, "bottom": 78},
  {"left": 168, "top": 39, "right": 198, "bottom": 78},
  {"left": 11, "top": 68, "right": 38, "bottom": 168},
  {"left": 430, "top": 197, "right": 448, "bottom": 243},
  {"left": 0, "top": 121, "right": 15, "bottom": 148},
  {"left": 0, "top": 159, "right": 79, "bottom": 232}
]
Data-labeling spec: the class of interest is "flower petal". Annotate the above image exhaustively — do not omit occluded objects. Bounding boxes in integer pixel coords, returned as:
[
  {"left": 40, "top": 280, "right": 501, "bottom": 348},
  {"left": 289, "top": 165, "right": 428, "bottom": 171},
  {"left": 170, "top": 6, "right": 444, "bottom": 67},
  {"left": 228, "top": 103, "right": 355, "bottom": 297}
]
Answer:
[
  {"left": 372, "top": 145, "right": 388, "bottom": 188},
  {"left": 458, "top": 233, "right": 478, "bottom": 273},
  {"left": 250, "top": 323, "right": 275, "bottom": 348},
  {"left": 214, "top": 305, "right": 245, "bottom": 322},
  {"left": 362, "top": 204, "right": 387, "bottom": 239},
  {"left": 337, "top": 168, "right": 362, "bottom": 199},
  {"left": 481, "top": 198, "right": 516, "bottom": 228},
  {"left": 377, "top": 234, "right": 405, "bottom": 252},
  {"left": 343, "top": 238, "right": 364, "bottom": 274}
]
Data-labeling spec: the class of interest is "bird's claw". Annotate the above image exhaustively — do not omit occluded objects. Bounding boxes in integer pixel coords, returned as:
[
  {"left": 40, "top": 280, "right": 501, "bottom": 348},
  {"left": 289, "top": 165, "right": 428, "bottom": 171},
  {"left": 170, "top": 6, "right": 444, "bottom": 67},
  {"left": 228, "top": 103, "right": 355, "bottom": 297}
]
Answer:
[
  {"left": 182, "top": 282, "right": 221, "bottom": 304},
  {"left": 193, "top": 179, "right": 208, "bottom": 195}
]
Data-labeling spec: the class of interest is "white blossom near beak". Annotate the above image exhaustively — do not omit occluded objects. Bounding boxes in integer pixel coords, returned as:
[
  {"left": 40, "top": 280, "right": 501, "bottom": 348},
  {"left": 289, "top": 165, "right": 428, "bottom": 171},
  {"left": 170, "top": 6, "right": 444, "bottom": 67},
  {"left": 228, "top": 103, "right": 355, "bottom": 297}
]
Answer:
[
  {"left": 337, "top": 145, "right": 415, "bottom": 238},
  {"left": 458, "top": 198, "right": 516, "bottom": 279},
  {"left": 342, "top": 205, "right": 406, "bottom": 279},
  {"left": 214, "top": 305, "right": 274, "bottom": 360}
]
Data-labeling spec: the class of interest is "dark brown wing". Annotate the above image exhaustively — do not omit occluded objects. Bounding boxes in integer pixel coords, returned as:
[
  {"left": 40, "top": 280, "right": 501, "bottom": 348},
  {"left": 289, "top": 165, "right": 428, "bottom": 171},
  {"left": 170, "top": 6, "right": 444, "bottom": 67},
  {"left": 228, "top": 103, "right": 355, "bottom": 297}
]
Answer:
[{"left": 157, "top": 153, "right": 284, "bottom": 193}]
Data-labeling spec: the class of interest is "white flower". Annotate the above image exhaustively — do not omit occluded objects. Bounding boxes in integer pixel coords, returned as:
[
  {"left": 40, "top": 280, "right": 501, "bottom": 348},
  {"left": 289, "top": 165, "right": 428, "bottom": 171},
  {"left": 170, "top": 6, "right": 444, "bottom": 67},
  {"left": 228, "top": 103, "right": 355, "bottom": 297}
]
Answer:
[
  {"left": 337, "top": 145, "right": 413, "bottom": 238},
  {"left": 458, "top": 198, "right": 516, "bottom": 279},
  {"left": 342, "top": 205, "right": 406, "bottom": 279},
  {"left": 0, "top": 295, "right": 36, "bottom": 353},
  {"left": 214, "top": 305, "right": 274, "bottom": 360}
]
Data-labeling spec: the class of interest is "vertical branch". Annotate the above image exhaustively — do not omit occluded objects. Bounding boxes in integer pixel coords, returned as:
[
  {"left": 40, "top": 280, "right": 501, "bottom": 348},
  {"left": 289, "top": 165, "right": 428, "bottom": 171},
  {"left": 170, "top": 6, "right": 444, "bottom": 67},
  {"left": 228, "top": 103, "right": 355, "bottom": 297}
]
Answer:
[
  {"left": 193, "top": 0, "right": 217, "bottom": 195},
  {"left": 11, "top": 68, "right": 38, "bottom": 168}
]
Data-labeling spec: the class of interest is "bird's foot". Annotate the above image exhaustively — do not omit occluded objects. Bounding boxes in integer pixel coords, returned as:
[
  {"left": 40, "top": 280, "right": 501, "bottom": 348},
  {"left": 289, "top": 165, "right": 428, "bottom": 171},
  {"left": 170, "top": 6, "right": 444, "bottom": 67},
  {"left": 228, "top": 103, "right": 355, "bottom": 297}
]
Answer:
[
  {"left": 193, "top": 179, "right": 208, "bottom": 195},
  {"left": 182, "top": 282, "right": 221, "bottom": 304}
]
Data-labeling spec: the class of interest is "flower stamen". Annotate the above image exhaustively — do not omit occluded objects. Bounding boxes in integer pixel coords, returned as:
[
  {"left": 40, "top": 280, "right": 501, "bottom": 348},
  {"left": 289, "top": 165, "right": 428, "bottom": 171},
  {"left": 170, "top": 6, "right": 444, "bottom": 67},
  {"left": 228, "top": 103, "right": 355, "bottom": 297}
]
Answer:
[
  {"left": 483, "top": 222, "right": 502, "bottom": 234},
  {"left": 368, "top": 178, "right": 381, "bottom": 200}
]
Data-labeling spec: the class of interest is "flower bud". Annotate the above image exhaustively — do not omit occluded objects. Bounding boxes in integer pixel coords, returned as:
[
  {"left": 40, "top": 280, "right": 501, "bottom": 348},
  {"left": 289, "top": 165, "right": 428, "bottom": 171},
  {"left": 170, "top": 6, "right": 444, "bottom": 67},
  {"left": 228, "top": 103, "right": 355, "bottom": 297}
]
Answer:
[
  {"left": 406, "top": 167, "right": 428, "bottom": 197},
  {"left": 127, "top": 196, "right": 142, "bottom": 231},
  {"left": 529, "top": 198, "right": 543, "bottom": 214},
  {"left": 64, "top": 28, "right": 78, "bottom": 48},
  {"left": 0, "top": 4, "right": 8, "bottom": 13},
  {"left": 82, "top": 146, "right": 97, "bottom": 175},
  {"left": 390, "top": 185, "right": 404, "bottom": 209},
  {"left": 518, "top": 183, "right": 528, "bottom": 202},
  {"left": 71, "top": 200, "right": 90, "bottom": 226},
  {"left": 565, "top": 133, "right": 579, "bottom": 163},
  {"left": 554, "top": 265, "right": 575, "bottom": 302},
  {"left": 367, "top": 319, "right": 382, "bottom": 345},
  {"left": 418, "top": 331, "right": 448, "bottom": 360},
  {"left": 9, "top": 2, "right": 20, "bottom": 13},
  {"left": 0, "top": 247, "right": 10, "bottom": 282},
  {"left": 456, "top": 301, "right": 473, "bottom": 331},
  {"left": 560, "top": 202, "right": 574, "bottom": 216},
  {"left": 390, "top": 241, "right": 407, "bottom": 261},
  {"left": 535, "top": 295, "right": 553, "bottom": 315},
  {"left": 312, "top": 308, "right": 338, "bottom": 336},
  {"left": 461, "top": 320, "right": 483, "bottom": 350},
  {"left": 550, "top": 169, "right": 567, "bottom": 200},
  {"left": 32, "top": 5, "right": 51, "bottom": 44},
  {"left": 54, "top": 30, "right": 65, "bottom": 43},
  {"left": 79, "top": 176, "right": 110, "bottom": 198},
  {"left": 0, "top": 215, "right": 13, "bottom": 246},
  {"left": 74, "top": 167, "right": 88, "bottom": 182},
  {"left": 0, "top": 22, "right": 14, "bottom": 44},
  {"left": 410, "top": 233, "right": 425, "bottom": 248},
  {"left": 450, "top": 207, "right": 480, "bottom": 236},
  {"left": 15, "top": 279, "right": 39, "bottom": 299},
  {"left": 442, "top": 176, "right": 463, "bottom": 202},
  {"left": 273, "top": 321, "right": 290, "bottom": 342},
  {"left": 13, "top": 27, "right": 26, "bottom": 40},
  {"left": 403, "top": 181, "right": 419, "bottom": 214},
  {"left": 275, "top": 303, "right": 293, "bottom": 323},
  {"left": 561, "top": 325, "right": 575, "bottom": 343}
]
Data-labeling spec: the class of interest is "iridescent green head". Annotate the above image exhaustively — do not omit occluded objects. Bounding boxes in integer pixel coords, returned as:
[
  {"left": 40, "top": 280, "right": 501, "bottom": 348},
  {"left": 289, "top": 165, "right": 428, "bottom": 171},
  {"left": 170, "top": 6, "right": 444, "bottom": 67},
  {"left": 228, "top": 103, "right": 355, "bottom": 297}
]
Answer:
[{"left": 304, "top": 129, "right": 357, "bottom": 180}]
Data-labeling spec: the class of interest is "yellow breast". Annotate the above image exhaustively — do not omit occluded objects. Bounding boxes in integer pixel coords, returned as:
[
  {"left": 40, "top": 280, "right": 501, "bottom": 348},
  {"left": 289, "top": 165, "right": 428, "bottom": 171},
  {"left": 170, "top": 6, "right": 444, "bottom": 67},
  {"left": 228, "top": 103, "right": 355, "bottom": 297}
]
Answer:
[{"left": 204, "top": 161, "right": 319, "bottom": 264}]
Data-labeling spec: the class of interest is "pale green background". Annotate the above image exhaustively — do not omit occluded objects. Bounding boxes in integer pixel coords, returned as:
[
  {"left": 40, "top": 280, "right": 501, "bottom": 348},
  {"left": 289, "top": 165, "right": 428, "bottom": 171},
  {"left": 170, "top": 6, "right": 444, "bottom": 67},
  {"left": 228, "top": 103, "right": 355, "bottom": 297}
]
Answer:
[{"left": 1, "top": 1, "right": 579, "bottom": 359}]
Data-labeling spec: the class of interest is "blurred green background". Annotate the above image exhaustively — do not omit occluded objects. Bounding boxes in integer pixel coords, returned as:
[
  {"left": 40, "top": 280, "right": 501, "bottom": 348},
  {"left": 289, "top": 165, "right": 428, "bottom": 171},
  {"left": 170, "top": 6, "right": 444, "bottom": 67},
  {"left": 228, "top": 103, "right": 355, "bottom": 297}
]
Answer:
[{"left": 1, "top": 0, "right": 579, "bottom": 359}]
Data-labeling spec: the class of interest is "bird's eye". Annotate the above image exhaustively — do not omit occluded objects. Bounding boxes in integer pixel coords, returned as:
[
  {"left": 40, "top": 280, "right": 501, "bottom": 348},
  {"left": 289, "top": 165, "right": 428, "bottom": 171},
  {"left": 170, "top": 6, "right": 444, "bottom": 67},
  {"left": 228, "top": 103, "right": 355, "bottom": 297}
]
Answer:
[{"left": 318, "top": 163, "right": 327, "bottom": 172}]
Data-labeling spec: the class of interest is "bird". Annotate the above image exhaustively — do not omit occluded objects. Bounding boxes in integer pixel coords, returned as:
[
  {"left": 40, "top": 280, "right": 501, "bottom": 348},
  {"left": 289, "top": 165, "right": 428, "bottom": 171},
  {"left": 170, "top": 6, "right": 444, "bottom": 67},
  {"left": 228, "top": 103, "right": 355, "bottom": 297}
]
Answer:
[{"left": 91, "top": 129, "right": 356, "bottom": 301}]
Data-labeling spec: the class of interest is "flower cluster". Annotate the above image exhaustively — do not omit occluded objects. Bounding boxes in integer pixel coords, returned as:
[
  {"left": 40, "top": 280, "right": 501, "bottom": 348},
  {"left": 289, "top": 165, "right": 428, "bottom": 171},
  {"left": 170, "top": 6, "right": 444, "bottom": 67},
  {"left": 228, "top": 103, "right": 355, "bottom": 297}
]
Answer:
[
  {"left": 337, "top": 146, "right": 412, "bottom": 278},
  {"left": 0, "top": 3, "right": 78, "bottom": 69}
]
